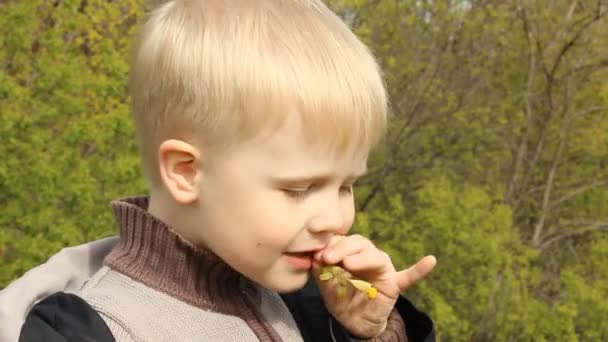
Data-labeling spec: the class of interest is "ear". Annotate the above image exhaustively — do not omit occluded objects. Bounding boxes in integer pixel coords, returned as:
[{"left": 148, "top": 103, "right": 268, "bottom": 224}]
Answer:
[{"left": 158, "top": 139, "right": 202, "bottom": 204}]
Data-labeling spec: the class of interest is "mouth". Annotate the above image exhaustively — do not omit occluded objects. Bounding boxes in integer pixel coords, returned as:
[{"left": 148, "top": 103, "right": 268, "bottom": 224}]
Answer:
[
  {"left": 284, "top": 251, "right": 316, "bottom": 269},
  {"left": 284, "top": 251, "right": 315, "bottom": 257},
  {"left": 286, "top": 245, "right": 326, "bottom": 255}
]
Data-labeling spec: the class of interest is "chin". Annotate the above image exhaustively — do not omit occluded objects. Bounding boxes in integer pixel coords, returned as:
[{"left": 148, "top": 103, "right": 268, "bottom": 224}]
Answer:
[{"left": 265, "top": 273, "right": 310, "bottom": 294}]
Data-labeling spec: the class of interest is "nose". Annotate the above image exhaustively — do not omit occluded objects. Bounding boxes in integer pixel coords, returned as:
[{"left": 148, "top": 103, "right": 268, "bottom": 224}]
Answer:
[{"left": 307, "top": 196, "right": 347, "bottom": 235}]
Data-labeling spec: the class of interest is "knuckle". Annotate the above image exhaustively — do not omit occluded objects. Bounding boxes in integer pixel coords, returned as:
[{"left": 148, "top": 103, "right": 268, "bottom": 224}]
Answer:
[
  {"left": 342, "top": 255, "right": 356, "bottom": 268},
  {"left": 351, "top": 234, "right": 370, "bottom": 245},
  {"left": 350, "top": 233, "right": 364, "bottom": 241}
]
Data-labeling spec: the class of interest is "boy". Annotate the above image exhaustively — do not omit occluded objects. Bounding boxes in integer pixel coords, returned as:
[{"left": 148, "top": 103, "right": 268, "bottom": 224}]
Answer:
[{"left": 5, "top": 0, "right": 436, "bottom": 340}]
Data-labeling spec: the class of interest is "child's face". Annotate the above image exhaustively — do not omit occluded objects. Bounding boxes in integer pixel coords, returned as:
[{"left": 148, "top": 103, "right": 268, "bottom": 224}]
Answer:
[{"left": 191, "top": 115, "right": 368, "bottom": 293}]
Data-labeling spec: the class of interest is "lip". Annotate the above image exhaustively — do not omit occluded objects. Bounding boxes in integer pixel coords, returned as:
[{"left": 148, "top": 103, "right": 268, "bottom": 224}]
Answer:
[
  {"left": 283, "top": 246, "right": 327, "bottom": 270},
  {"left": 286, "top": 246, "right": 326, "bottom": 254},
  {"left": 284, "top": 253, "right": 314, "bottom": 270}
]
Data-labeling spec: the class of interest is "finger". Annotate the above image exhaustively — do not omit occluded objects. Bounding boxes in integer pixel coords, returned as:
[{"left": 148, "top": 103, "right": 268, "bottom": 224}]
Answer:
[
  {"left": 311, "top": 259, "right": 349, "bottom": 299},
  {"left": 341, "top": 249, "right": 394, "bottom": 275},
  {"left": 313, "top": 235, "right": 345, "bottom": 261},
  {"left": 395, "top": 255, "right": 436, "bottom": 291},
  {"left": 319, "top": 234, "right": 375, "bottom": 265},
  {"left": 310, "top": 259, "right": 322, "bottom": 281}
]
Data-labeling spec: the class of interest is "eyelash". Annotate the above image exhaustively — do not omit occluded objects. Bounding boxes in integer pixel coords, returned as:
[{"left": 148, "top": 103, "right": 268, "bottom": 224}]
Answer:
[{"left": 283, "top": 185, "right": 353, "bottom": 200}]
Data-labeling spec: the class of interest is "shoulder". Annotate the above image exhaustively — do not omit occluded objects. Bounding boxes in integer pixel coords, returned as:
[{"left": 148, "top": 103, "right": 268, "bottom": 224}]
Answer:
[
  {"left": 19, "top": 292, "right": 115, "bottom": 342},
  {"left": 280, "top": 279, "right": 435, "bottom": 342}
]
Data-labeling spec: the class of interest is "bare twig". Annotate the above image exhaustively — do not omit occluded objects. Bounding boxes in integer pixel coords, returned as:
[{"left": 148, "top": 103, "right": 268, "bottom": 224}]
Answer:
[
  {"left": 549, "top": 180, "right": 608, "bottom": 209},
  {"left": 570, "top": 106, "right": 608, "bottom": 119},
  {"left": 532, "top": 134, "right": 566, "bottom": 246},
  {"left": 507, "top": 6, "right": 535, "bottom": 204},
  {"left": 539, "top": 220, "right": 608, "bottom": 249}
]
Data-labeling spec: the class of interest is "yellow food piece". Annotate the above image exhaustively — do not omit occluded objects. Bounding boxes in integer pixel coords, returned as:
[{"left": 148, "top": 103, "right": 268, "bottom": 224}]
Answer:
[
  {"left": 318, "top": 265, "right": 377, "bottom": 300},
  {"left": 319, "top": 272, "right": 334, "bottom": 281},
  {"left": 336, "top": 284, "right": 347, "bottom": 299},
  {"left": 348, "top": 279, "right": 373, "bottom": 292}
]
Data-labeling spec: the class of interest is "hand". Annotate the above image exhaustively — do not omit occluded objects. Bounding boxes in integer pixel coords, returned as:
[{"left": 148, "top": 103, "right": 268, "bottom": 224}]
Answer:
[{"left": 311, "top": 234, "right": 436, "bottom": 339}]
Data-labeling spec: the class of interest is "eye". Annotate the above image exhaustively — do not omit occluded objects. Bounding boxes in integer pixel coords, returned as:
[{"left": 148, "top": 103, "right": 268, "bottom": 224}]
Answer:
[
  {"left": 282, "top": 187, "right": 312, "bottom": 200},
  {"left": 282, "top": 183, "right": 353, "bottom": 201}
]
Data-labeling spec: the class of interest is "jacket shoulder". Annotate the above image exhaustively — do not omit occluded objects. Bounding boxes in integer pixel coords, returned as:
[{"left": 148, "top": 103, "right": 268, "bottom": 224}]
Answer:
[{"left": 19, "top": 291, "right": 115, "bottom": 342}]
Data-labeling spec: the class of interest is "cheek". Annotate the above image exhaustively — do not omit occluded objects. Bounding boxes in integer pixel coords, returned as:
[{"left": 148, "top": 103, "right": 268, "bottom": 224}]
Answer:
[
  {"left": 339, "top": 200, "right": 356, "bottom": 235},
  {"left": 247, "top": 201, "right": 300, "bottom": 246}
]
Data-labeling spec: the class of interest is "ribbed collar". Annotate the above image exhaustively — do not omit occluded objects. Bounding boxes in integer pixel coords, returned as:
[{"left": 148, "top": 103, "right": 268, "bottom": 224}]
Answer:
[{"left": 103, "top": 197, "right": 283, "bottom": 341}]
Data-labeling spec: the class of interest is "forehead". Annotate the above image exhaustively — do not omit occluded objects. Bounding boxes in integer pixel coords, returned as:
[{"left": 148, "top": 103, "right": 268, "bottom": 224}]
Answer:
[{"left": 247, "top": 114, "right": 369, "bottom": 173}]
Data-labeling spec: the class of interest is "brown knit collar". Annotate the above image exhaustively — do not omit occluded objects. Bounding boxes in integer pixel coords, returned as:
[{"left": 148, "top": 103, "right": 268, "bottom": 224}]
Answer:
[{"left": 103, "top": 196, "right": 260, "bottom": 315}]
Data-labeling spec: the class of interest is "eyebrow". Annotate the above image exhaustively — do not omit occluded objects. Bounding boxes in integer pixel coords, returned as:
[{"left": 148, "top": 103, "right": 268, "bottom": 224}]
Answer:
[{"left": 271, "top": 168, "right": 368, "bottom": 184}]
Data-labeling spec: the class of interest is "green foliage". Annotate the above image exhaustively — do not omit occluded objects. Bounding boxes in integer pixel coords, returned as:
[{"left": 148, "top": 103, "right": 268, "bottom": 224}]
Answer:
[
  {"left": 355, "top": 177, "right": 541, "bottom": 340},
  {"left": 2, "top": 0, "right": 607, "bottom": 340},
  {"left": 560, "top": 234, "right": 608, "bottom": 341},
  {"left": 339, "top": 0, "right": 608, "bottom": 340},
  {"left": 0, "top": 0, "right": 147, "bottom": 286}
]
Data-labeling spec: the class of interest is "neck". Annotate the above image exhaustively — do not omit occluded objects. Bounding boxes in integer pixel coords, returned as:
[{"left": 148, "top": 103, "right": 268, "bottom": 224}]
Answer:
[
  {"left": 104, "top": 196, "right": 258, "bottom": 314},
  {"left": 102, "top": 196, "right": 284, "bottom": 341},
  {"left": 147, "top": 191, "right": 202, "bottom": 248}
]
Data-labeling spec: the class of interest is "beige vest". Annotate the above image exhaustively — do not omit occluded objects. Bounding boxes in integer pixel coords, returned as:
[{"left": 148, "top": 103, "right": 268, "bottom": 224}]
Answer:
[{"left": 79, "top": 267, "right": 303, "bottom": 342}]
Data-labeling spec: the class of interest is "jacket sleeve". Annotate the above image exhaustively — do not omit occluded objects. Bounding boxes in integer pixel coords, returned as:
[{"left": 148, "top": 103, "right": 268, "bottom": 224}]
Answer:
[
  {"left": 0, "top": 237, "right": 118, "bottom": 342},
  {"left": 392, "top": 295, "right": 435, "bottom": 342},
  {"left": 340, "top": 295, "right": 435, "bottom": 342},
  {"left": 348, "top": 296, "right": 435, "bottom": 342},
  {"left": 19, "top": 292, "right": 115, "bottom": 342}
]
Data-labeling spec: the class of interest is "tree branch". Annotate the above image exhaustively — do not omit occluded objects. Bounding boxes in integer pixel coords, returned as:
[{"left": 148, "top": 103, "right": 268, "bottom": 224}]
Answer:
[
  {"left": 547, "top": 7, "right": 605, "bottom": 81},
  {"left": 570, "top": 106, "right": 608, "bottom": 119},
  {"left": 556, "top": 59, "right": 608, "bottom": 81},
  {"left": 539, "top": 220, "right": 608, "bottom": 249},
  {"left": 507, "top": 6, "right": 535, "bottom": 204},
  {"left": 549, "top": 180, "right": 608, "bottom": 210}
]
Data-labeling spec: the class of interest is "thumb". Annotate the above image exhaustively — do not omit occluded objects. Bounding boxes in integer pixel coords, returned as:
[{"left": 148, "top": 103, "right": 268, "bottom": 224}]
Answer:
[{"left": 395, "top": 255, "right": 437, "bottom": 291}]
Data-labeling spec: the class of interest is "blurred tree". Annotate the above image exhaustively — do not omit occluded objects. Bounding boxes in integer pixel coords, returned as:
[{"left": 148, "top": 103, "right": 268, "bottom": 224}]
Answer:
[
  {"left": 328, "top": 0, "right": 608, "bottom": 340},
  {"left": 0, "top": 0, "right": 147, "bottom": 286}
]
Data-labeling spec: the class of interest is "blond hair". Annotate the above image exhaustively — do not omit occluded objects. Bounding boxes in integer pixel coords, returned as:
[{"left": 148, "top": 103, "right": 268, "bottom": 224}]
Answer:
[{"left": 130, "top": 0, "right": 388, "bottom": 187}]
